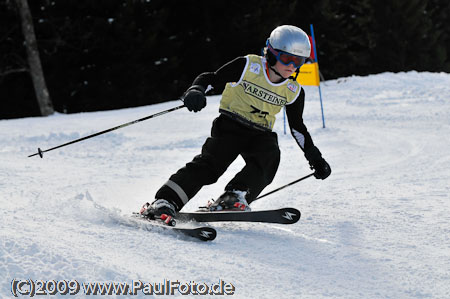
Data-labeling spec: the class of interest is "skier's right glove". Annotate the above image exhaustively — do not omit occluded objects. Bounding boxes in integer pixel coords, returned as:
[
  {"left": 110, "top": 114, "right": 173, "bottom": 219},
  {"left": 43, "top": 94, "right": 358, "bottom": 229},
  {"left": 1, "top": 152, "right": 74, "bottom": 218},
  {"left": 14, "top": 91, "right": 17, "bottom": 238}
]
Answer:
[
  {"left": 182, "top": 85, "right": 206, "bottom": 112},
  {"left": 304, "top": 146, "right": 331, "bottom": 180}
]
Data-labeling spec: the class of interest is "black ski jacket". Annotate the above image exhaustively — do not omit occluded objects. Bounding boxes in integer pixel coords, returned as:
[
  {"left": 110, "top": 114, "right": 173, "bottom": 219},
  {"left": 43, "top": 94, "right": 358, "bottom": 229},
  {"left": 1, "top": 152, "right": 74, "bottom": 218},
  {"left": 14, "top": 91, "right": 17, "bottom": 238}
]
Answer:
[{"left": 188, "top": 56, "right": 315, "bottom": 153}]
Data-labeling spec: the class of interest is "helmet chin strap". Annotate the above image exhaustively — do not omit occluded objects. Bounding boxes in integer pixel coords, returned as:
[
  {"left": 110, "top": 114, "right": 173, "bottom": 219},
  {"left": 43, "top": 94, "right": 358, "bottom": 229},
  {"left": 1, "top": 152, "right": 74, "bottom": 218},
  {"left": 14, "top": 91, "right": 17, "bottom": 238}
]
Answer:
[
  {"left": 269, "top": 65, "right": 300, "bottom": 82},
  {"left": 269, "top": 66, "right": 286, "bottom": 80},
  {"left": 291, "top": 68, "right": 300, "bottom": 81}
]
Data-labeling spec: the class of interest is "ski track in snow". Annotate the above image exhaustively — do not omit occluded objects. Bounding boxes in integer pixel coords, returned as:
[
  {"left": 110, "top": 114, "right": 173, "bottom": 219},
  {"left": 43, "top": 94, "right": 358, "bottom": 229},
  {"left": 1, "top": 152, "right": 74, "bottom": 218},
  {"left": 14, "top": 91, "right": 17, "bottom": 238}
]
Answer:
[{"left": 1, "top": 71, "right": 450, "bottom": 298}]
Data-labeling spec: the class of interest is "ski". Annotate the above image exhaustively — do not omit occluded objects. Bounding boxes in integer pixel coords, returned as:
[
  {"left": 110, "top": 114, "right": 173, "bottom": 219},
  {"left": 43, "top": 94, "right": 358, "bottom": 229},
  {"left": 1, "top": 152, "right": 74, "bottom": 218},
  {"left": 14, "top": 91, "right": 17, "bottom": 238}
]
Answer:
[
  {"left": 131, "top": 213, "right": 217, "bottom": 242},
  {"left": 177, "top": 208, "right": 301, "bottom": 224}
]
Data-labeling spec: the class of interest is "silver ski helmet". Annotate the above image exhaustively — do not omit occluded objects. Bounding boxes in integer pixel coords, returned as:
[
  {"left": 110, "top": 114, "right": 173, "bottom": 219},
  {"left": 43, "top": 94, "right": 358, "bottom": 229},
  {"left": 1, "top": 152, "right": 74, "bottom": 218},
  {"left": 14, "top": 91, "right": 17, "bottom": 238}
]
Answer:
[{"left": 266, "top": 25, "right": 311, "bottom": 67}]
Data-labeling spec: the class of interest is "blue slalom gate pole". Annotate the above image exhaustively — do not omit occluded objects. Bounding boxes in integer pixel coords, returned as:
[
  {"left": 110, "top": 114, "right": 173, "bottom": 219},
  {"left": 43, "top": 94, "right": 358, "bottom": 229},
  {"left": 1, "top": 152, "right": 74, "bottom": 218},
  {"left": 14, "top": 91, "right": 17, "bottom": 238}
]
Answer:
[{"left": 310, "top": 24, "right": 326, "bottom": 128}]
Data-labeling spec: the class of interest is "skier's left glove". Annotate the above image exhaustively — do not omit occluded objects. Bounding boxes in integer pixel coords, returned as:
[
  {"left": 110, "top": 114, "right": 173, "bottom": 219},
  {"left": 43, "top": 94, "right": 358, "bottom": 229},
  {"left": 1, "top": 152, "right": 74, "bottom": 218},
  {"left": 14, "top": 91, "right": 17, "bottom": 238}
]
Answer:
[
  {"left": 304, "top": 146, "right": 331, "bottom": 180},
  {"left": 182, "top": 85, "right": 206, "bottom": 112}
]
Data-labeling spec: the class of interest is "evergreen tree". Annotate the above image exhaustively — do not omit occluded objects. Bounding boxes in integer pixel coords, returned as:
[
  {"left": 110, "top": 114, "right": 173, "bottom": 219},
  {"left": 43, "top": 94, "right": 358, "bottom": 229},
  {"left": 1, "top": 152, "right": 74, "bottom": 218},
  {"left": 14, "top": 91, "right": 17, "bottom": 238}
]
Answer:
[
  {"left": 315, "top": 0, "right": 375, "bottom": 78},
  {"left": 1, "top": 0, "right": 449, "bottom": 119},
  {"left": 369, "top": 0, "right": 438, "bottom": 72},
  {"left": 426, "top": 0, "right": 450, "bottom": 71}
]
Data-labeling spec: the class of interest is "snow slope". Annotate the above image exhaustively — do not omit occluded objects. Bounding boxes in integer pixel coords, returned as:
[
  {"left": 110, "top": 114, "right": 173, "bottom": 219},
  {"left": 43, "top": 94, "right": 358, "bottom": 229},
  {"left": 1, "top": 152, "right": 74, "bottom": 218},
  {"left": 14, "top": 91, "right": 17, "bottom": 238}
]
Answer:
[{"left": 1, "top": 71, "right": 450, "bottom": 298}]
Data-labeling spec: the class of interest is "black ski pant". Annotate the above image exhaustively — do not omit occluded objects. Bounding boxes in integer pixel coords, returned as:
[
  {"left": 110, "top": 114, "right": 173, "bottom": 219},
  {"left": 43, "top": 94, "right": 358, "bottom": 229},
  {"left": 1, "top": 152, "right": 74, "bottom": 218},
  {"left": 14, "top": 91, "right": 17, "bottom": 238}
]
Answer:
[{"left": 155, "top": 114, "right": 280, "bottom": 209}]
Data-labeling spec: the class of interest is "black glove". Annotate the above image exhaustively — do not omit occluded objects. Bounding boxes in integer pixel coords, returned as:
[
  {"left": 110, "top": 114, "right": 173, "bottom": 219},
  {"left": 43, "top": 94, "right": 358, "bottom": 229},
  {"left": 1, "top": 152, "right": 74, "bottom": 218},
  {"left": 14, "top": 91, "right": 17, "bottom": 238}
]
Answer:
[
  {"left": 182, "top": 85, "right": 206, "bottom": 112},
  {"left": 304, "top": 146, "right": 331, "bottom": 180}
]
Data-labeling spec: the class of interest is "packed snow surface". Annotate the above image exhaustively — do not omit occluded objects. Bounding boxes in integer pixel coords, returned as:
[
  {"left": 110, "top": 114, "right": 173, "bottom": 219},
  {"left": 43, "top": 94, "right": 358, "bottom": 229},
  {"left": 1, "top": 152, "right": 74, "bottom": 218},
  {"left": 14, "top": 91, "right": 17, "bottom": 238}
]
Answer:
[{"left": 1, "top": 71, "right": 450, "bottom": 298}]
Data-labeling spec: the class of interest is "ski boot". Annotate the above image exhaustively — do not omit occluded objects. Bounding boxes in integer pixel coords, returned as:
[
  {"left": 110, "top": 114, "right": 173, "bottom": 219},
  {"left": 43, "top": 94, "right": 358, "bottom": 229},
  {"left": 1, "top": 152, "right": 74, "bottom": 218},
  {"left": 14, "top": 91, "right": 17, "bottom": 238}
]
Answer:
[
  {"left": 140, "top": 199, "right": 177, "bottom": 226},
  {"left": 204, "top": 190, "right": 251, "bottom": 212}
]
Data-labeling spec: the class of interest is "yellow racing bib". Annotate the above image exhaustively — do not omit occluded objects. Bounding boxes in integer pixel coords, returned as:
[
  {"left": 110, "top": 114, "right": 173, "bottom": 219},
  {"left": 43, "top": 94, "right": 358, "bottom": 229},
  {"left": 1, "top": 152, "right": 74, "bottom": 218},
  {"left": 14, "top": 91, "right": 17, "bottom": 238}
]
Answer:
[{"left": 219, "top": 55, "right": 301, "bottom": 131}]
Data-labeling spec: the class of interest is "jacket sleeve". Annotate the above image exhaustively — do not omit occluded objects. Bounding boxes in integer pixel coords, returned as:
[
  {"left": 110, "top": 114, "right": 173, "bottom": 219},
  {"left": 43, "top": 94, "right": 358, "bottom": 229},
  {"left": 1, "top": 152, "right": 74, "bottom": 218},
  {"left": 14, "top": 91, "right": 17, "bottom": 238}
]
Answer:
[
  {"left": 285, "top": 88, "right": 315, "bottom": 152},
  {"left": 188, "top": 56, "right": 247, "bottom": 94}
]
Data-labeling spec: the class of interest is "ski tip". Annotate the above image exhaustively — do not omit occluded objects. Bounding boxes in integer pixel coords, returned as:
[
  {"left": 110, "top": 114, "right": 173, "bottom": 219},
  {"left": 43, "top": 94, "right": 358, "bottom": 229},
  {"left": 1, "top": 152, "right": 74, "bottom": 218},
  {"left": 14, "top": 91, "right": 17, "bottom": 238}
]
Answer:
[
  {"left": 194, "top": 227, "right": 217, "bottom": 241},
  {"left": 279, "top": 208, "right": 301, "bottom": 224},
  {"left": 131, "top": 212, "right": 217, "bottom": 242}
]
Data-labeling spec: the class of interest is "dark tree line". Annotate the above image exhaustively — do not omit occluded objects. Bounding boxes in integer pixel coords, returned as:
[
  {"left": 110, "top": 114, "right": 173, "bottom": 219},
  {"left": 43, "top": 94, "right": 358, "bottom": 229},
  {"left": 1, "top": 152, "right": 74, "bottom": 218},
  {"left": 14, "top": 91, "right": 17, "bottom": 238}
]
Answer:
[{"left": 1, "top": 0, "right": 449, "bottom": 119}]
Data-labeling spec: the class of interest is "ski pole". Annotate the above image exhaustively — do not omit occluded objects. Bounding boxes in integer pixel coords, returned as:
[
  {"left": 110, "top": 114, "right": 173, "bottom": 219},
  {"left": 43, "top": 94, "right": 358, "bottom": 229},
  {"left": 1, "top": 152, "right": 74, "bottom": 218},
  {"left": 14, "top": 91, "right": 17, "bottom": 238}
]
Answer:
[
  {"left": 256, "top": 172, "right": 315, "bottom": 200},
  {"left": 28, "top": 104, "right": 185, "bottom": 158}
]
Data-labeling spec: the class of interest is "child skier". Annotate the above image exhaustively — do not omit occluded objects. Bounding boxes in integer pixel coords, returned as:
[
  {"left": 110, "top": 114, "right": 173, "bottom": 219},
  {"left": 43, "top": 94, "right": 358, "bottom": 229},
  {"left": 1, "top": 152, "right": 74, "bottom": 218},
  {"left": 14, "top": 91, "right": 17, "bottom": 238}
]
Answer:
[{"left": 142, "top": 25, "right": 331, "bottom": 218}]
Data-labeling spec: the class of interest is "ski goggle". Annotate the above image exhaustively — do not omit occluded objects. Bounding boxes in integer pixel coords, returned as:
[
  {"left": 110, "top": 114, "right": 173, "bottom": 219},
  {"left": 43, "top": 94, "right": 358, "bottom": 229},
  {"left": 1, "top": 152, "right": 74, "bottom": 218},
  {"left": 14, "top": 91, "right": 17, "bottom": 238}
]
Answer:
[{"left": 266, "top": 41, "right": 306, "bottom": 68}]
